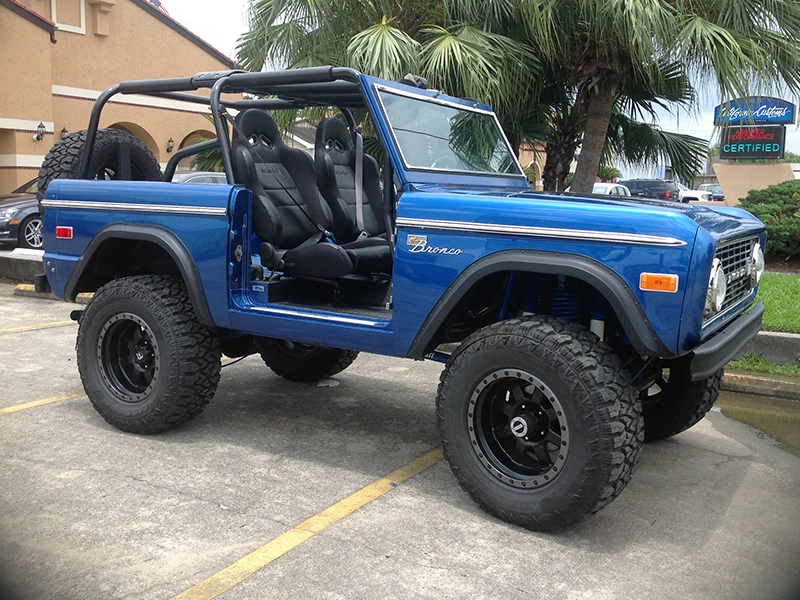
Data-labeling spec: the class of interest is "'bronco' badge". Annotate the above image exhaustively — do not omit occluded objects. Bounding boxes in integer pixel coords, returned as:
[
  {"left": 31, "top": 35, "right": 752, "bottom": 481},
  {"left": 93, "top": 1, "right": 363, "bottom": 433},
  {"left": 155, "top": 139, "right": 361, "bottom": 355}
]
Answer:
[{"left": 407, "top": 234, "right": 463, "bottom": 255}]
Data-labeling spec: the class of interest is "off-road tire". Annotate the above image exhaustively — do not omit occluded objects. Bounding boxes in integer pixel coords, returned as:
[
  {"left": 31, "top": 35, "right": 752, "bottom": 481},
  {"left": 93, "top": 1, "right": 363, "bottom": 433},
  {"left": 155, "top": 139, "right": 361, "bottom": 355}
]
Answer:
[
  {"left": 258, "top": 339, "right": 359, "bottom": 382},
  {"left": 17, "top": 214, "right": 43, "bottom": 249},
  {"left": 437, "top": 316, "right": 643, "bottom": 532},
  {"left": 640, "top": 357, "right": 723, "bottom": 441},
  {"left": 37, "top": 129, "right": 161, "bottom": 203},
  {"left": 76, "top": 275, "right": 221, "bottom": 434}
]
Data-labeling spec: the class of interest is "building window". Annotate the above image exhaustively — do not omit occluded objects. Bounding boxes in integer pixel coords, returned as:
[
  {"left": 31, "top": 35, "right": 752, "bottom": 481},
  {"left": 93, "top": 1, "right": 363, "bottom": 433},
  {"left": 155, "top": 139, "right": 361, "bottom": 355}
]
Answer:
[{"left": 51, "top": 0, "right": 86, "bottom": 35}]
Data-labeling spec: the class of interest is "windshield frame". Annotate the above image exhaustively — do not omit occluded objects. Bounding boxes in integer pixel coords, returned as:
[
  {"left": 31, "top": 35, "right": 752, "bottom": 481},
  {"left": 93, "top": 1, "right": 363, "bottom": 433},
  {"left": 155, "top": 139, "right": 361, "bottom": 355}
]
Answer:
[{"left": 372, "top": 83, "right": 526, "bottom": 180}]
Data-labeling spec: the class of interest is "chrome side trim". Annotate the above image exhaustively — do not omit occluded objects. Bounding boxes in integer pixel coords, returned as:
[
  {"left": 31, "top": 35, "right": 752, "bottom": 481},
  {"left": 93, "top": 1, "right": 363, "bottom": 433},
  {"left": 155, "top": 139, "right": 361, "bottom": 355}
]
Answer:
[
  {"left": 249, "top": 305, "right": 387, "bottom": 327},
  {"left": 40, "top": 199, "right": 227, "bottom": 216},
  {"left": 396, "top": 217, "right": 688, "bottom": 247}
]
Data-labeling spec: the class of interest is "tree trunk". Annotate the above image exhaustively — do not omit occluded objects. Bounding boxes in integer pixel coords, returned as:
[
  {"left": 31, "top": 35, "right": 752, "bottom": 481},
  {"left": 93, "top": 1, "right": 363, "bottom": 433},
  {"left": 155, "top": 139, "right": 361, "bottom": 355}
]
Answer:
[
  {"left": 570, "top": 79, "right": 617, "bottom": 194},
  {"left": 542, "top": 139, "right": 578, "bottom": 191}
]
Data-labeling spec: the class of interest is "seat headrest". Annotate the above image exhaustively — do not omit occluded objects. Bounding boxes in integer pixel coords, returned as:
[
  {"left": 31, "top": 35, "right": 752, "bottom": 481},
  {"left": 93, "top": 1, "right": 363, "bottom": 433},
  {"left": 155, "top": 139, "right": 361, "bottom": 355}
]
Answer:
[
  {"left": 316, "top": 118, "right": 353, "bottom": 166},
  {"left": 238, "top": 110, "right": 283, "bottom": 160}
]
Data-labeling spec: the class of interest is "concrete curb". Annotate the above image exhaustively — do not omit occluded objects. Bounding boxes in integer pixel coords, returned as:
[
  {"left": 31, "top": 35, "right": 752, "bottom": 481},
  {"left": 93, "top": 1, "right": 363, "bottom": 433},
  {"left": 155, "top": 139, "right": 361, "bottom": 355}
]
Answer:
[
  {"left": 0, "top": 248, "right": 44, "bottom": 281},
  {"left": 13, "top": 283, "right": 92, "bottom": 304},
  {"left": 735, "top": 331, "right": 800, "bottom": 365},
  {"left": 722, "top": 372, "right": 800, "bottom": 401}
]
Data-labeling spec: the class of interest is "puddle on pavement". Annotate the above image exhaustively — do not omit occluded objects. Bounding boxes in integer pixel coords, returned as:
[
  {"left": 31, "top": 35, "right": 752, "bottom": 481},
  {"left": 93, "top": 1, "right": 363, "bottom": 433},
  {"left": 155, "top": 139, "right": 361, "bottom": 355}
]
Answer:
[{"left": 715, "top": 391, "right": 800, "bottom": 456}]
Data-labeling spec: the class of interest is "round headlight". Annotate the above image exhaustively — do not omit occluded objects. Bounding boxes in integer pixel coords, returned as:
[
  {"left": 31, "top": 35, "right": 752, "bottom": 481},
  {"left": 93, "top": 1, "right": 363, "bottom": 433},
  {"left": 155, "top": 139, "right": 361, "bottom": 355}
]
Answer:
[
  {"left": 750, "top": 243, "right": 765, "bottom": 286},
  {"left": 705, "top": 258, "right": 727, "bottom": 316}
]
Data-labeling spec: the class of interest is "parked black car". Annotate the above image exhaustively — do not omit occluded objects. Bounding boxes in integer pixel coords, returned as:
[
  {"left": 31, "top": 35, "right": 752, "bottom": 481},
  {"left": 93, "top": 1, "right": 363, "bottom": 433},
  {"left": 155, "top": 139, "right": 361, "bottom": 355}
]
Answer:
[
  {"left": 0, "top": 179, "right": 43, "bottom": 249},
  {"left": 618, "top": 178, "right": 683, "bottom": 202},
  {"left": 699, "top": 183, "right": 726, "bottom": 202}
]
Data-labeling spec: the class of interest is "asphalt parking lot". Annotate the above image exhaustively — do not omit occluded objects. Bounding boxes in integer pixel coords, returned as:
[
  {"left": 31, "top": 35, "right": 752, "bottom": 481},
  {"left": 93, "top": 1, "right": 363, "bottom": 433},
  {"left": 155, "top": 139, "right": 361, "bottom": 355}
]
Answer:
[{"left": 1, "top": 282, "right": 799, "bottom": 600}]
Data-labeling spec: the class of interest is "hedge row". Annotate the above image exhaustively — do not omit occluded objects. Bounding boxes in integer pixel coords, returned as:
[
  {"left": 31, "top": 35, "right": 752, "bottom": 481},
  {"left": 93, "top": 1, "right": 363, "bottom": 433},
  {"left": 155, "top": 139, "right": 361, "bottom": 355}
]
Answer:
[{"left": 739, "top": 179, "right": 800, "bottom": 260}]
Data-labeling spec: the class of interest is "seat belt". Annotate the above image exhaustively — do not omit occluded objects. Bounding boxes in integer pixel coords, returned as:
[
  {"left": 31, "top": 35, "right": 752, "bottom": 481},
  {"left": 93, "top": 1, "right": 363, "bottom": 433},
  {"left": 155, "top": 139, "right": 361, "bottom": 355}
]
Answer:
[{"left": 354, "top": 129, "right": 368, "bottom": 240}]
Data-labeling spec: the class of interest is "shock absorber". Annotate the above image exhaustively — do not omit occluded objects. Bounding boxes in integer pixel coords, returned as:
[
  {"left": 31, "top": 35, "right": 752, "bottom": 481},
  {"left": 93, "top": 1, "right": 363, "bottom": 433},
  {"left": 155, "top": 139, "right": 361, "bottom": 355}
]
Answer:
[
  {"left": 550, "top": 275, "right": 580, "bottom": 322},
  {"left": 522, "top": 273, "right": 539, "bottom": 315},
  {"left": 496, "top": 271, "right": 517, "bottom": 321},
  {"left": 590, "top": 288, "right": 609, "bottom": 340}
]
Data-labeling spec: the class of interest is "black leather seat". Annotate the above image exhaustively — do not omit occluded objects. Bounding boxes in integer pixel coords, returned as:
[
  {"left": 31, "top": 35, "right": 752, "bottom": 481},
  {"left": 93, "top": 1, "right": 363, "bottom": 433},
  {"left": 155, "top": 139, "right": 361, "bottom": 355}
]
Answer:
[
  {"left": 232, "top": 109, "right": 353, "bottom": 279},
  {"left": 314, "top": 117, "right": 392, "bottom": 275}
]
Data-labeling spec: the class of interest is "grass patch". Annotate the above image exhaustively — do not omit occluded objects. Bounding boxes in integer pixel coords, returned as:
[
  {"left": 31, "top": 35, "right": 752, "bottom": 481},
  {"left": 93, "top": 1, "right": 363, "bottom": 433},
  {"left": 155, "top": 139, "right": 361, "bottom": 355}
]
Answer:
[
  {"left": 0, "top": 277, "right": 25, "bottom": 285},
  {"left": 727, "top": 353, "right": 800, "bottom": 378},
  {"left": 757, "top": 273, "right": 800, "bottom": 333},
  {"left": 718, "top": 406, "right": 800, "bottom": 456}
]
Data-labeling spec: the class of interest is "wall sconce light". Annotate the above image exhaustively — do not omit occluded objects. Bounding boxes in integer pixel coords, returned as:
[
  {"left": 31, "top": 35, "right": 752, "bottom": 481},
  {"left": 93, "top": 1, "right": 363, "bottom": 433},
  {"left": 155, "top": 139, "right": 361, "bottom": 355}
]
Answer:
[
  {"left": 166, "top": 137, "right": 174, "bottom": 153},
  {"left": 33, "top": 122, "right": 46, "bottom": 142},
  {"left": 61, "top": 127, "right": 69, "bottom": 139}
]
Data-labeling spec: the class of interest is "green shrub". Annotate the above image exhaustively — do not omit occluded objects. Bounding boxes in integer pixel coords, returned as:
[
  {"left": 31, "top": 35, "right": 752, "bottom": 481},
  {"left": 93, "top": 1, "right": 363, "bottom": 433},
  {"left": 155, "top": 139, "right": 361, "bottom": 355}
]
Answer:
[
  {"left": 596, "top": 165, "right": 621, "bottom": 181},
  {"left": 739, "top": 180, "right": 800, "bottom": 260}
]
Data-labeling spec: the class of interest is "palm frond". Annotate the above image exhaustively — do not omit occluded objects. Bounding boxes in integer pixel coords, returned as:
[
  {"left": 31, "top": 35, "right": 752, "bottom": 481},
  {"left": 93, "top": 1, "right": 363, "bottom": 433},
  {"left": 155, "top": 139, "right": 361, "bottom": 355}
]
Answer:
[
  {"left": 607, "top": 114, "right": 708, "bottom": 184},
  {"left": 347, "top": 17, "right": 422, "bottom": 79}
]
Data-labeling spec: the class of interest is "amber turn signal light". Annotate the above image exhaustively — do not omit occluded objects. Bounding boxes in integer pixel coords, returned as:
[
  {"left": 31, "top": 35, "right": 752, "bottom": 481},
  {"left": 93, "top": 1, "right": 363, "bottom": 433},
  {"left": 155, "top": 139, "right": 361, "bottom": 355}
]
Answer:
[{"left": 639, "top": 272, "right": 678, "bottom": 293}]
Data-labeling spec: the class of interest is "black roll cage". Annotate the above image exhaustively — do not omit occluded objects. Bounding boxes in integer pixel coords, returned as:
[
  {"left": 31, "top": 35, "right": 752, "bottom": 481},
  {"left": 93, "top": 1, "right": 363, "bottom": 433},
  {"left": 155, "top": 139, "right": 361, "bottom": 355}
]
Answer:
[{"left": 78, "top": 66, "right": 369, "bottom": 184}]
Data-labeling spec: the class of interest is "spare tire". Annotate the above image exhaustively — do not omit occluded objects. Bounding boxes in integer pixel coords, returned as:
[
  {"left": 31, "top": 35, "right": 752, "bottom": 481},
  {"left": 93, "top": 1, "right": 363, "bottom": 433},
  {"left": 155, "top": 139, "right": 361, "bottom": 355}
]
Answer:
[{"left": 38, "top": 128, "right": 162, "bottom": 203}]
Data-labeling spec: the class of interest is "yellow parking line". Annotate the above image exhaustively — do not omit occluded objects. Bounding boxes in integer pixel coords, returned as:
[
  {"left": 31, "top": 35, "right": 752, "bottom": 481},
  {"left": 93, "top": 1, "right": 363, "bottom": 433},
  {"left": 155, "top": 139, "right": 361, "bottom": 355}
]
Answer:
[
  {"left": 1, "top": 359, "right": 232, "bottom": 416},
  {"left": 0, "top": 321, "right": 74, "bottom": 334},
  {"left": 0, "top": 392, "right": 84, "bottom": 415},
  {"left": 171, "top": 447, "right": 444, "bottom": 600}
]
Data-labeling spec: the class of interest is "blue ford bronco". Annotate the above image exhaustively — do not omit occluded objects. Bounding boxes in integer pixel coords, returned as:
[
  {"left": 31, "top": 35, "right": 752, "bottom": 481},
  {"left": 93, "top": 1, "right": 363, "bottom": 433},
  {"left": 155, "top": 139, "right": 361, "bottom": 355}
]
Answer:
[{"left": 38, "top": 67, "right": 766, "bottom": 531}]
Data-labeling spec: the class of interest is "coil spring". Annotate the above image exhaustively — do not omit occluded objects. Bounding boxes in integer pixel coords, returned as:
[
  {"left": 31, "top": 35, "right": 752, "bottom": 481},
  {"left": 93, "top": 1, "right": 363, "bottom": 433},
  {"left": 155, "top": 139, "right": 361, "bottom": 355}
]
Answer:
[{"left": 551, "top": 276, "right": 580, "bottom": 322}]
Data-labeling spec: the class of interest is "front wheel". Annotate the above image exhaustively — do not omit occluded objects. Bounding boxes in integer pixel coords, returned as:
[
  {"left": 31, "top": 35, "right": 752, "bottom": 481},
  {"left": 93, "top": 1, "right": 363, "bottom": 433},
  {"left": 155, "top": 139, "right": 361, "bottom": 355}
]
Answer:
[
  {"left": 77, "top": 275, "right": 221, "bottom": 434},
  {"left": 639, "top": 357, "right": 722, "bottom": 441},
  {"left": 437, "top": 316, "right": 643, "bottom": 532}
]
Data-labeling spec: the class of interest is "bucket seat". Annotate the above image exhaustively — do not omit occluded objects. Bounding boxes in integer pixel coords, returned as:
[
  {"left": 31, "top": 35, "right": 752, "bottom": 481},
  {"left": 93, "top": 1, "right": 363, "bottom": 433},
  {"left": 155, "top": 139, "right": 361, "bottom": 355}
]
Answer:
[
  {"left": 314, "top": 117, "right": 392, "bottom": 275},
  {"left": 232, "top": 109, "right": 354, "bottom": 279}
]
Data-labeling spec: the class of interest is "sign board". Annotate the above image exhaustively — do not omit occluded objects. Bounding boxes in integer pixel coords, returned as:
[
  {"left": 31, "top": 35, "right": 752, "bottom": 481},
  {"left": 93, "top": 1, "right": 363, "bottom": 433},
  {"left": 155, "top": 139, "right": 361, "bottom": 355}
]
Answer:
[
  {"left": 714, "top": 97, "right": 795, "bottom": 125},
  {"left": 719, "top": 126, "right": 786, "bottom": 159}
]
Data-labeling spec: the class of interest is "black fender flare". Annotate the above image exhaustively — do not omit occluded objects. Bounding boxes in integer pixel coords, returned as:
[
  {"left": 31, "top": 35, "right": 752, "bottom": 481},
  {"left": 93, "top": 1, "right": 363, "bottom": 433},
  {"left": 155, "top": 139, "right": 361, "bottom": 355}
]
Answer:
[
  {"left": 406, "top": 249, "right": 671, "bottom": 359},
  {"left": 64, "top": 223, "right": 214, "bottom": 327}
]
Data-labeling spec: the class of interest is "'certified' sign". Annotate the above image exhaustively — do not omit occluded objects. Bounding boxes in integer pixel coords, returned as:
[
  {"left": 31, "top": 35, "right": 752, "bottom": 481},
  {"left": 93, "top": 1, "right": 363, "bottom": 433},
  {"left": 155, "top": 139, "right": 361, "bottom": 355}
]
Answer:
[{"left": 719, "top": 126, "right": 786, "bottom": 159}]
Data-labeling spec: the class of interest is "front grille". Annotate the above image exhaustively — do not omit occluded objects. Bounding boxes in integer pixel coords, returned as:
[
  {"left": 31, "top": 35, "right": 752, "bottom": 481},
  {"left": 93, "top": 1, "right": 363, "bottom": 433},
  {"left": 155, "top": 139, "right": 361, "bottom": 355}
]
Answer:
[{"left": 715, "top": 236, "right": 757, "bottom": 313}]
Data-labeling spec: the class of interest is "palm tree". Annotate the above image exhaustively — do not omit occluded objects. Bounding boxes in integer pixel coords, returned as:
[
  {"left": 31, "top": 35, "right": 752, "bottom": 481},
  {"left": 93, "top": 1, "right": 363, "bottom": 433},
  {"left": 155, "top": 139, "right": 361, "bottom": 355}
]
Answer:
[
  {"left": 521, "top": 0, "right": 800, "bottom": 193},
  {"left": 540, "top": 57, "right": 709, "bottom": 190},
  {"left": 237, "top": 0, "right": 799, "bottom": 191}
]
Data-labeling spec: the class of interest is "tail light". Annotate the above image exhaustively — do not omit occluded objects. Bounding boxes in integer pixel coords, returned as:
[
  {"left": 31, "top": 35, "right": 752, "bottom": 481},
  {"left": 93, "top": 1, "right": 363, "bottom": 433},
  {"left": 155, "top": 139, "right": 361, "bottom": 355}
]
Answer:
[
  {"left": 664, "top": 190, "right": 670, "bottom": 201},
  {"left": 55, "top": 226, "right": 73, "bottom": 239}
]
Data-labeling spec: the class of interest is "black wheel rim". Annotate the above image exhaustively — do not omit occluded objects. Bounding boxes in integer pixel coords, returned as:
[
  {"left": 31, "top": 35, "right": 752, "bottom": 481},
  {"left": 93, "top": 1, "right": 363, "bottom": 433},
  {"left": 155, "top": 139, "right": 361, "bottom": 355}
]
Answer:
[
  {"left": 274, "top": 340, "right": 315, "bottom": 358},
  {"left": 97, "top": 313, "right": 159, "bottom": 402},
  {"left": 23, "top": 218, "right": 43, "bottom": 248},
  {"left": 638, "top": 363, "right": 671, "bottom": 408},
  {"left": 469, "top": 369, "right": 569, "bottom": 489}
]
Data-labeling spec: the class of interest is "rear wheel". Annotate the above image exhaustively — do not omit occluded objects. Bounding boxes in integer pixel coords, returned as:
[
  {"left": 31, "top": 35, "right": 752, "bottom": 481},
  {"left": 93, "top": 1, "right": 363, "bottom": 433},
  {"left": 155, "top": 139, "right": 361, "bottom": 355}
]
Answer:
[
  {"left": 258, "top": 339, "right": 359, "bottom": 382},
  {"left": 77, "top": 275, "right": 221, "bottom": 434},
  {"left": 639, "top": 357, "right": 722, "bottom": 441},
  {"left": 437, "top": 316, "right": 643, "bottom": 531}
]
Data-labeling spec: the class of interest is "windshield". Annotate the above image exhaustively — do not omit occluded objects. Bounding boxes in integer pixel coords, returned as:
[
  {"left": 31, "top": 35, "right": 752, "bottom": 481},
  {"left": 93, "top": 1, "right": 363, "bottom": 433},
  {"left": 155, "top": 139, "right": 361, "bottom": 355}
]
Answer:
[{"left": 376, "top": 86, "right": 522, "bottom": 177}]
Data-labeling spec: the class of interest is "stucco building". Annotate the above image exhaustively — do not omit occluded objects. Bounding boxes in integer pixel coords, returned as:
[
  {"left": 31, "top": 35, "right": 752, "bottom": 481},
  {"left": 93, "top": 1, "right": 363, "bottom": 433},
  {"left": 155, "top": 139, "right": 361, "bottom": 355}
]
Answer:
[{"left": 0, "top": 0, "right": 234, "bottom": 192}]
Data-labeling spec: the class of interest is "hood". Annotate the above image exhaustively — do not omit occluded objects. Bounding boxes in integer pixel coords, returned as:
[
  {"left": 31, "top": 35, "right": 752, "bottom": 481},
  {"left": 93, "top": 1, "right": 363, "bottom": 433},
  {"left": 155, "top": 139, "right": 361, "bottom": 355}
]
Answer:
[
  {"left": 403, "top": 184, "right": 765, "bottom": 243},
  {"left": 0, "top": 193, "right": 36, "bottom": 209}
]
